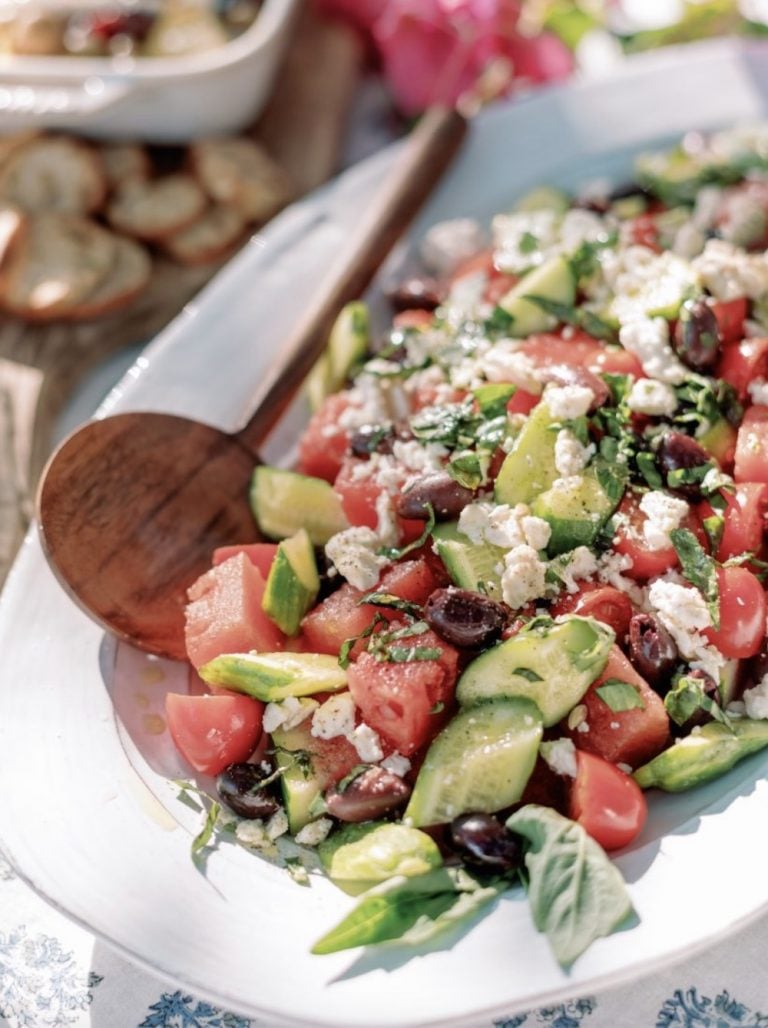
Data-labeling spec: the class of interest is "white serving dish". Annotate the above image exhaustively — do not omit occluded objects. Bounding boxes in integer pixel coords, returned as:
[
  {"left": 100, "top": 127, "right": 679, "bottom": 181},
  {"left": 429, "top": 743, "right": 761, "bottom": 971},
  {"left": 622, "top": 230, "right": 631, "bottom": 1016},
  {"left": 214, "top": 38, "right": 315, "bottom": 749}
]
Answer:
[
  {"left": 3, "top": 36, "right": 768, "bottom": 1028},
  {"left": 0, "top": 0, "right": 299, "bottom": 141}
]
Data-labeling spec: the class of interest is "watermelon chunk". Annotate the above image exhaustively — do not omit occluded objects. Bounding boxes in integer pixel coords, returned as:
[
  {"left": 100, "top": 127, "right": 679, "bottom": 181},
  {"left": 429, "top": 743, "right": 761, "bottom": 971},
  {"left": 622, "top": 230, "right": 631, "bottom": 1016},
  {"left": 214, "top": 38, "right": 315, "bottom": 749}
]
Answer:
[
  {"left": 184, "top": 552, "right": 285, "bottom": 668},
  {"left": 347, "top": 629, "right": 459, "bottom": 756},
  {"left": 568, "top": 645, "right": 670, "bottom": 768},
  {"left": 212, "top": 543, "right": 278, "bottom": 578},
  {"left": 301, "top": 558, "right": 446, "bottom": 656}
]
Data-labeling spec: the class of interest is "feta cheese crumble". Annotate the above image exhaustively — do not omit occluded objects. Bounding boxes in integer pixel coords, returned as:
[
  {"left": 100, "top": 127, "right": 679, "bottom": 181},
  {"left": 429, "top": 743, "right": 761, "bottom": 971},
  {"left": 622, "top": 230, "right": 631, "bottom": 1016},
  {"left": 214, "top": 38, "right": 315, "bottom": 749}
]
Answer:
[
  {"left": 647, "top": 579, "right": 724, "bottom": 681},
  {"left": 692, "top": 239, "right": 768, "bottom": 302},
  {"left": 626, "top": 377, "right": 678, "bottom": 417},
  {"left": 349, "top": 723, "right": 384, "bottom": 763},
  {"left": 618, "top": 316, "right": 689, "bottom": 385},
  {"left": 458, "top": 501, "right": 551, "bottom": 552},
  {"left": 295, "top": 817, "right": 334, "bottom": 847},
  {"left": 540, "top": 738, "right": 578, "bottom": 778},
  {"left": 743, "top": 674, "right": 768, "bottom": 720},
  {"left": 263, "top": 696, "right": 318, "bottom": 733},
  {"left": 639, "top": 491, "right": 690, "bottom": 550},
  {"left": 554, "top": 428, "right": 595, "bottom": 477},
  {"left": 311, "top": 693, "right": 357, "bottom": 740},
  {"left": 325, "top": 526, "right": 388, "bottom": 591},
  {"left": 501, "top": 544, "right": 548, "bottom": 609},
  {"left": 748, "top": 377, "right": 768, "bottom": 406},
  {"left": 543, "top": 383, "right": 594, "bottom": 419}
]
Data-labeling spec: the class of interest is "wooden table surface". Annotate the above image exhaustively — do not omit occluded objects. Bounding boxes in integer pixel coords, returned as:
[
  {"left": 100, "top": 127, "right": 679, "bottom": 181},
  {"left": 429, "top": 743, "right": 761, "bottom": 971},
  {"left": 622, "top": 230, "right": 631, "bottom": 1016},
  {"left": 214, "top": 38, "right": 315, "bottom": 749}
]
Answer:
[{"left": 0, "top": 5, "right": 365, "bottom": 588}]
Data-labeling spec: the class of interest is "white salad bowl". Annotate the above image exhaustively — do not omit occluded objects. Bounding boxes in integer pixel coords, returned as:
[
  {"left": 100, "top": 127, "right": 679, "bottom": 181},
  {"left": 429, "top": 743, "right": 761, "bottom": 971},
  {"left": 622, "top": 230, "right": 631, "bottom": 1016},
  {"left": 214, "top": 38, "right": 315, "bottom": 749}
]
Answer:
[
  {"left": 0, "top": 0, "right": 299, "bottom": 140},
  {"left": 2, "top": 37, "right": 768, "bottom": 1028}
]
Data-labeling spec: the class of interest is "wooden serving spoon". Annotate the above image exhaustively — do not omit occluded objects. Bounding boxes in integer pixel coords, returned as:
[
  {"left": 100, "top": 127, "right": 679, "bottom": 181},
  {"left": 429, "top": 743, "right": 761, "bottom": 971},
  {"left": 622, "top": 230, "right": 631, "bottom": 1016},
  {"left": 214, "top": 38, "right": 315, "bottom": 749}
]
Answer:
[{"left": 37, "top": 108, "right": 468, "bottom": 661}]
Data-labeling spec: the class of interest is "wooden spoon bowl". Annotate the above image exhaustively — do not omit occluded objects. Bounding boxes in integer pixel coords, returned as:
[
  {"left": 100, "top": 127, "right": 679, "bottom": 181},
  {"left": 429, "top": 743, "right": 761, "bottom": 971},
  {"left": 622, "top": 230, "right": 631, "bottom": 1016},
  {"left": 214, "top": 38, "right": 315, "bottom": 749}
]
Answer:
[{"left": 36, "top": 109, "right": 468, "bottom": 662}]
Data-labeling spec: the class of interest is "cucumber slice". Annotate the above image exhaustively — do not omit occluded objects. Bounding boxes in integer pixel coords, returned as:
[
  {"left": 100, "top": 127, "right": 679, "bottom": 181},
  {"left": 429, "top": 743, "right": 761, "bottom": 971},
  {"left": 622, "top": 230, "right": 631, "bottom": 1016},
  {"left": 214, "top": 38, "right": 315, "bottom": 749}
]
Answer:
[
  {"left": 272, "top": 724, "right": 321, "bottom": 834},
  {"left": 456, "top": 615, "right": 614, "bottom": 726},
  {"left": 198, "top": 651, "right": 347, "bottom": 701},
  {"left": 633, "top": 718, "right": 768, "bottom": 793},
  {"left": 514, "top": 185, "right": 569, "bottom": 215},
  {"left": 431, "top": 521, "right": 504, "bottom": 599},
  {"left": 318, "top": 822, "right": 442, "bottom": 895},
  {"left": 305, "top": 302, "right": 369, "bottom": 411},
  {"left": 494, "top": 400, "right": 559, "bottom": 507},
  {"left": 262, "top": 528, "right": 320, "bottom": 636},
  {"left": 250, "top": 466, "right": 348, "bottom": 545},
  {"left": 404, "top": 698, "right": 543, "bottom": 827},
  {"left": 498, "top": 255, "right": 575, "bottom": 336},
  {"left": 531, "top": 471, "right": 616, "bottom": 556}
]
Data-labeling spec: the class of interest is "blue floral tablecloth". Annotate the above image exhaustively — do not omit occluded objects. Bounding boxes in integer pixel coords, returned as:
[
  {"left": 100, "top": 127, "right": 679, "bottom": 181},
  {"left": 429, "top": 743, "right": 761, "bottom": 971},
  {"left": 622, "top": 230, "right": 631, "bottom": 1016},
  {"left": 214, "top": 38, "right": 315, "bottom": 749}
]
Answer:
[{"left": 1, "top": 839, "right": 768, "bottom": 1028}]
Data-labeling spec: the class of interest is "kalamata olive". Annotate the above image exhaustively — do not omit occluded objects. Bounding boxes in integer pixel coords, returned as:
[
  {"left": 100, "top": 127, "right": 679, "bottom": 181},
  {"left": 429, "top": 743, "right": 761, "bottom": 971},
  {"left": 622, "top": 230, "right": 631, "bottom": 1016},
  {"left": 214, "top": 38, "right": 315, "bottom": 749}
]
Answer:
[
  {"left": 324, "top": 767, "right": 411, "bottom": 822},
  {"left": 746, "top": 639, "right": 768, "bottom": 687},
  {"left": 450, "top": 812, "right": 521, "bottom": 873},
  {"left": 425, "top": 587, "right": 507, "bottom": 649},
  {"left": 673, "top": 298, "right": 722, "bottom": 371},
  {"left": 656, "top": 430, "right": 712, "bottom": 497},
  {"left": 385, "top": 276, "right": 442, "bottom": 312},
  {"left": 628, "top": 613, "right": 678, "bottom": 691},
  {"left": 349, "top": 423, "right": 397, "bottom": 458},
  {"left": 216, "top": 763, "right": 280, "bottom": 819},
  {"left": 396, "top": 472, "right": 475, "bottom": 521},
  {"left": 608, "top": 181, "right": 652, "bottom": 203},
  {"left": 538, "top": 364, "right": 610, "bottom": 413}
]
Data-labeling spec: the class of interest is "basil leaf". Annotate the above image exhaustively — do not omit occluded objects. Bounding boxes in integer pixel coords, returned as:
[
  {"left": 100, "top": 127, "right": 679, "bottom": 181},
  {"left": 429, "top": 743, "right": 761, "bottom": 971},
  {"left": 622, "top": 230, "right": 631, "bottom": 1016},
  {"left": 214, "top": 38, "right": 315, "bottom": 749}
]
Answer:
[
  {"left": 511, "top": 667, "right": 544, "bottom": 683},
  {"left": 385, "top": 646, "right": 443, "bottom": 663},
  {"left": 361, "top": 592, "right": 421, "bottom": 618},
  {"left": 596, "top": 679, "right": 645, "bottom": 712},
  {"left": 483, "top": 306, "right": 515, "bottom": 337},
  {"left": 593, "top": 455, "right": 629, "bottom": 507},
  {"left": 524, "top": 294, "right": 576, "bottom": 325},
  {"left": 506, "top": 804, "right": 635, "bottom": 967},
  {"left": 664, "top": 675, "right": 731, "bottom": 728},
  {"left": 578, "top": 308, "right": 617, "bottom": 343},
  {"left": 380, "top": 505, "right": 436, "bottom": 561},
  {"left": 670, "top": 527, "right": 720, "bottom": 629},
  {"left": 192, "top": 800, "right": 221, "bottom": 858},
  {"left": 311, "top": 867, "right": 505, "bottom": 954},
  {"left": 338, "top": 612, "right": 387, "bottom": 670},
  {"left": 636, "top": 451, "right": 663, "bottom": 489},
  {"left": 519, "top": 230, "right": 539, "bottom": 254},
  {"left": 473, "top": 383, "right": 516, "bottom": 418}
]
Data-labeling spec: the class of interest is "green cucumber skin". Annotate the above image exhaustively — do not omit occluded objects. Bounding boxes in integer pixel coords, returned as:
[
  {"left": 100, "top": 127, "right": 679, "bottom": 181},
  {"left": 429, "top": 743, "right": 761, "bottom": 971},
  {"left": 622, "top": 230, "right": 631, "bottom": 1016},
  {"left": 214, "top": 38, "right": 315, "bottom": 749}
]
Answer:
[
  {"left": 198, "top": 652, "right": 347, "bottom": 701},
  {"left": 250, "top": 467, "right": 348, "bottom": 545},
  {"left": 633, "top": 719, "right": 768, "bottom": 793},
  {"left": 404, "top": 697, "right": 544, "bottom": 828},
  {"left": 456, "top": 616, "right": 614, "bottom": 727}
]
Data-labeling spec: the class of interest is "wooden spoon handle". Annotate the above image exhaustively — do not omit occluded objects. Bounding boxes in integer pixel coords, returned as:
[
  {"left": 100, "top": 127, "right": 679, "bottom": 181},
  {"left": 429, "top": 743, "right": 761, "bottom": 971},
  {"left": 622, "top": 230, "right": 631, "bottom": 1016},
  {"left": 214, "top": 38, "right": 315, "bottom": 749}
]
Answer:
[{"left": 234, "top": 106, "right": 468, "bottom": 456}]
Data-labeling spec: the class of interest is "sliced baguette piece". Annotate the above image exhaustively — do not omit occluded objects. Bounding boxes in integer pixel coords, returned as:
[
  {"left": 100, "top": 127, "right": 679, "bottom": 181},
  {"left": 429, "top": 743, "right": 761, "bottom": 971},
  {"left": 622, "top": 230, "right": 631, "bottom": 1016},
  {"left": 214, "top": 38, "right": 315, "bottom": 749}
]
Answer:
[
  {"left": 99, "top": 142, "right": 152, "bottom": 189},
  {"left": 0, "top": 137, "right": 107, "bottom": 215},
  {"left": 162, "top": 202, "right": 246, "bottom": 266},
  {"left": 0, "top": 213, "right": 117, "bottom": 320},
  {"left": 189, "top": 137, "right": 292, "bottom": 223},
  {"left": 66, "top": 234, "right": 152, "bottom": 320},
  {"left": 107, "top": 174, "right": 207, "bottom": 242}
]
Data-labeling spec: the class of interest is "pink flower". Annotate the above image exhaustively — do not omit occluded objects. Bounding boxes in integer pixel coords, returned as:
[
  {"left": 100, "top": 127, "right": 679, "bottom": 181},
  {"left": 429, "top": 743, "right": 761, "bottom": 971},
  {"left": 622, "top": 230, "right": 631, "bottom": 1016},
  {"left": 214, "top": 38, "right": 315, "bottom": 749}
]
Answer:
[{"left": 372, "top": 0, "right": 573, "bottom": 115}]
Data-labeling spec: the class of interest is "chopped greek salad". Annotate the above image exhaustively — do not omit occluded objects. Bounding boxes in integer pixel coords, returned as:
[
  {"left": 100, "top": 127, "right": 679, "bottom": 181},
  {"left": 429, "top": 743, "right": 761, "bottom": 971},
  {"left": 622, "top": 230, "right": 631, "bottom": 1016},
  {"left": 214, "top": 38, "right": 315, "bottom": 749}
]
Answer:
[{"left": 168, "top": 122, "right": 768, "bottom": 967}]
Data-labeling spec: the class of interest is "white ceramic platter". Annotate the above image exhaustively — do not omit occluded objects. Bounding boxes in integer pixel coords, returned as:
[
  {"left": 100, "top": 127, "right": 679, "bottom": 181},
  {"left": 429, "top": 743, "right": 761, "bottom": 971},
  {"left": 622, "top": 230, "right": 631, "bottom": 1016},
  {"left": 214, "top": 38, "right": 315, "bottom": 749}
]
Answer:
[{"left": 3, "top": 38, "right": 768, "bottom": 1028}]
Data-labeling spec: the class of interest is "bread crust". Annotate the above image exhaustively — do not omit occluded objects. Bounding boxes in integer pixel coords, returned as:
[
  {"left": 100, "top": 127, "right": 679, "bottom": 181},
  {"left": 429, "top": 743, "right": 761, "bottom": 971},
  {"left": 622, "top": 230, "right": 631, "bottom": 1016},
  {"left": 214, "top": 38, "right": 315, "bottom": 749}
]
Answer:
[
  {"left": 162, "top": 203, "right": 247, "bottom": 266},
  {"left": 107, "top": 174, "right": 208, "bottom": 242},
  {"left": 0, "top": 213, "right": 118, "bottom": 320},
  {"left": 0, "top": 137, "right": 107, "bottom": 215},
  {"left": 189, "top": 137, "right": 292, "bottom": 223}
]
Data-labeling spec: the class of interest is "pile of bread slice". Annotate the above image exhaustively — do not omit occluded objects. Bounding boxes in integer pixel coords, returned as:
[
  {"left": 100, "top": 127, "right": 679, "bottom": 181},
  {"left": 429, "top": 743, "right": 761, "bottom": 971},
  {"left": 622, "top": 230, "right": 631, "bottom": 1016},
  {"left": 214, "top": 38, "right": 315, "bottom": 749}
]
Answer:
[{"left": 0, "top": 132, "right": 291, "bottom": 322}]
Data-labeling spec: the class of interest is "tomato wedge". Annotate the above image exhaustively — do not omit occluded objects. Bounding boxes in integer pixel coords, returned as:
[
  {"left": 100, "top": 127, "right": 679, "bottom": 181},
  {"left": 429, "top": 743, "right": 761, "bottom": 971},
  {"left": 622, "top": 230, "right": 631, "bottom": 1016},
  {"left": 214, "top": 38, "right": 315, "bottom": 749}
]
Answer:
[
  {"left": 569, "top": 750, "right": 647, "bottom": 851},
  {"left": 165, "top": 693, "right": 264, "bottom": 776}
]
